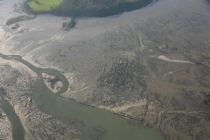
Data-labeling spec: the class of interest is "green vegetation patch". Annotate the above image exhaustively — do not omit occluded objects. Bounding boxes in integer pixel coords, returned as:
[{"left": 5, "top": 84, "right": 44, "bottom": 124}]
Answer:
[{"left": 27, "top": 0, "right": 63, "bottom": 12}]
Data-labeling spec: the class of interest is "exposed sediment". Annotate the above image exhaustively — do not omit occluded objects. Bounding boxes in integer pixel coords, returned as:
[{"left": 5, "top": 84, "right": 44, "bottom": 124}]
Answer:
[{"left": 0, "top": 0, "right": 210, "bottom": 140}]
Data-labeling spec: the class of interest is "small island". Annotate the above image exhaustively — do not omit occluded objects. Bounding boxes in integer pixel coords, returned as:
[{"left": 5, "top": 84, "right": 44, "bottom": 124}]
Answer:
[{"left": 26, "top": 0, "right": 152, "bottom": 17}]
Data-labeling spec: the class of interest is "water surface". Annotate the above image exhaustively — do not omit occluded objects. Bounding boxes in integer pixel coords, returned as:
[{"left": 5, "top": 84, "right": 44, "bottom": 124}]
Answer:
[
  {"left": 0, "top": 53, "right": 164, "bottom": 140},
  {"left": 0, "top": 89, "right": 25, "bottom": 140}
]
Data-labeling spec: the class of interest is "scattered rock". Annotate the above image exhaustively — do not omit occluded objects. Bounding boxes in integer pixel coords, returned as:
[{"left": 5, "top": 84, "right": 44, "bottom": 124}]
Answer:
[
  {"left": 42, "top": 73, "right": 63, "bottom": 93},
  {"left": 62, "top": 18, "right": 76, "bottom": 31}
]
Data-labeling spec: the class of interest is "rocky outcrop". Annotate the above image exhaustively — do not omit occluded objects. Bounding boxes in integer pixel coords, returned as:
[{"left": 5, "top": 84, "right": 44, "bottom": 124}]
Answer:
[
  {"left": 62, "top": 18, "right": 76, "bottom": 31},
  {"left": 42, "top": 73, "right": 63, "bottom": 93}
]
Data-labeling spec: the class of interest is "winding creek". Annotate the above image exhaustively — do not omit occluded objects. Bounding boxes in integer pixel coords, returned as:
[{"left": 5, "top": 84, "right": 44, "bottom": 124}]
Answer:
[
  {"left": 0, "top": 53, "right": 165, "bottom": 140},
  {"left": 0, "top": 89, "right": 25, "bottom": 140}
]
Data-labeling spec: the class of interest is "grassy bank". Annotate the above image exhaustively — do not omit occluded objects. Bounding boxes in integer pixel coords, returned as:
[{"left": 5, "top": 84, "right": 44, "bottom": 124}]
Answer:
[{"left": 27, "top": 0, "right": 63, "bottom": 12}]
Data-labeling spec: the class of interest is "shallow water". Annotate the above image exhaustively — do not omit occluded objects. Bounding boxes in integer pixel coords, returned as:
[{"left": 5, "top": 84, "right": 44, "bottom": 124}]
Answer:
[
  {"left": 31, "top": 79, "right": 164, "bottom": 140},
  {"left": 0, "top": 89, "right": 25, "bottom": 140},
  {"left": 0, "top": 53, "right": 165, "bottom": 140}
]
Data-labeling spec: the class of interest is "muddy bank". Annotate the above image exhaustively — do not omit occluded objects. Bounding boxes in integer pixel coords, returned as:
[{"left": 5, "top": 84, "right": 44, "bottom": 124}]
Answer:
[{"left": 6, "top": 15, "right": 35, "bottom": 26}]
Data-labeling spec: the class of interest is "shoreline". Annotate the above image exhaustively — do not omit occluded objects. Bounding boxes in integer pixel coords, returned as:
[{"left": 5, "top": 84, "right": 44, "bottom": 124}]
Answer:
[{"left": 26, "top": 0, "right": 155, "bottom": 17}]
